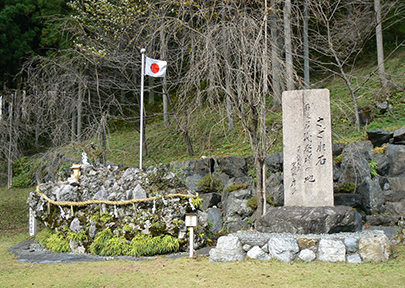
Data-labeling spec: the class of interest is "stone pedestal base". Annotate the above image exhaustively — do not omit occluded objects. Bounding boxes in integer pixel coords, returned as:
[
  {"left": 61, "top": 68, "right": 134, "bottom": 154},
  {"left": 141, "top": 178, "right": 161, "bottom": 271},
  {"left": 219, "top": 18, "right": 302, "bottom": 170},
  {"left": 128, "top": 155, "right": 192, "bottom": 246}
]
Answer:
[{"left": 257, "top": 206, "right": 361, "bottom": 234}]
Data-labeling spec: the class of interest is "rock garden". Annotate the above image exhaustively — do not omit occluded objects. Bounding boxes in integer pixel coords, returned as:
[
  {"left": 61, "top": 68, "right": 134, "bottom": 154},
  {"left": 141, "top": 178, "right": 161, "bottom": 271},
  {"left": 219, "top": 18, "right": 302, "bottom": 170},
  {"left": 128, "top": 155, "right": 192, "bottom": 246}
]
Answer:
[{"left": 27, "top": 126, "right": 405, "bottom": 262}]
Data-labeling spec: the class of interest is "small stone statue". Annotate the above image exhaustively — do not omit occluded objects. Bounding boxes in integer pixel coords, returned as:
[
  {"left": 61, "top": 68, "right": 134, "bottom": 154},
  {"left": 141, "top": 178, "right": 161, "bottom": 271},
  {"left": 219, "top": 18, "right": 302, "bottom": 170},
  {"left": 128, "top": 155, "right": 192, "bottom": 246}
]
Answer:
[{"left": 81, "top": 151, "right": 89, "bottom": 165}]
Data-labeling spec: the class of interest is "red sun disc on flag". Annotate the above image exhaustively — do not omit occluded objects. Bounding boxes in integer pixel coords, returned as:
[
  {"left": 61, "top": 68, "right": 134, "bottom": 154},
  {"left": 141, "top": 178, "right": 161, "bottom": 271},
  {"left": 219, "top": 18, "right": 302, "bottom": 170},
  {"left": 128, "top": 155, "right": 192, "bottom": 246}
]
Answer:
[{"left": 150, "top": 63, "right": 160, "bottom": 73}]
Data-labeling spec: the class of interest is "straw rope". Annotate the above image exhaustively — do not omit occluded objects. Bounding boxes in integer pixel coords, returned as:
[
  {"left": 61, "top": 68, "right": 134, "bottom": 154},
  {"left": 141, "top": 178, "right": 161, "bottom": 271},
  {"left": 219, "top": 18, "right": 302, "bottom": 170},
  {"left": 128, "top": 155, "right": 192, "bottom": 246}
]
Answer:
[{"left": 35, "top": 183, "right": 199, "bottom": 207}]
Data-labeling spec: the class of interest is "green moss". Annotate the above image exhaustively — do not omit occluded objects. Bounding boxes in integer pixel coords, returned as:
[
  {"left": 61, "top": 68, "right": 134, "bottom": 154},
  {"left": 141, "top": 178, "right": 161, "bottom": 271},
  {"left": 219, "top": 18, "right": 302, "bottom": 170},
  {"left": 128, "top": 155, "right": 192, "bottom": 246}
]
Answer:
[
  {"left": 337, "top": 182, "right": 357, "bottom": 193},
  {"left": 247, "top": 195, "right": 278, "bottom": 209},
  {"left": 100, "top": 212, "right": 112, "bottom": 223},
  {"left": 246, "top": 196, "right": 258, "bottom": 209},
  {"left": 197, "top": 174, "right": 224, "bottom": 193},
  {"left": 224, "top": 184, "right": 249, "bottom": 192}
]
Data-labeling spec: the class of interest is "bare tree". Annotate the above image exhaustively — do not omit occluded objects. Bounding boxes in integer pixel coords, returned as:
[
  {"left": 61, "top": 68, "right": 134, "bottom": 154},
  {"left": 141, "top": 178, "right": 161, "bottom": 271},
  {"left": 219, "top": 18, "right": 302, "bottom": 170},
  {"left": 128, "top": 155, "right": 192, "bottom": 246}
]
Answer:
[
  {"left": 308, "top": 0, "right": 376, "bottom": 132},
  {"left": 374, "top": 0, "right": 388, "bottom": 90}
]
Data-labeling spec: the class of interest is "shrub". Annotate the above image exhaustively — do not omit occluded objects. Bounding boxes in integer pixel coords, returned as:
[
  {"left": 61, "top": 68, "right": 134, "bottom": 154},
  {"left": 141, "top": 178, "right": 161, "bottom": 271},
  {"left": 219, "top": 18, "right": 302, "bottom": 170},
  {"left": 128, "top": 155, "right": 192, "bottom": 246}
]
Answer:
[
  {"left": 129, "top": 234, "right": 181, "bottom": 257},
  {"left": 44, "top": 232, "right": 71, "bottom": 253}
]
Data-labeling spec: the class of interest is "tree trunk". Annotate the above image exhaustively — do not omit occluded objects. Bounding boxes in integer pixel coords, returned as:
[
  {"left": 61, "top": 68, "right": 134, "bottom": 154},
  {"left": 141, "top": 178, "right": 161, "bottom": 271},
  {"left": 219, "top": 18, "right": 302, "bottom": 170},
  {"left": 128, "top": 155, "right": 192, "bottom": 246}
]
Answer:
[
  {"left": 166, "top": 89, "right": 194, "bottom": 156},
  {"left": 284, "top": 0, "right": 294, "bottom": 91},
  {"left": 271, "top": 0, "right": 282, "bottom": 110},
  {"left": 303, "top": 0, "right": 310, "bottom": 89},
  {"left": 160, "top": 29, "right": 170, "bottom": 127},
  {"left": 99, "top": 114, "right": 107, "bottom": 165},
  {"left": 148, "top": 76, "right": 155, "bottom": 106},
  {"left": 7, "top": 93, "right": 14, "bottom": 189},
  {"left": 77, "top": 76, "right": 83, "bottom": 141},
  {"left": 374, "top": 0, "right": 387, "bottom": 91},
  {"left": 226, "top": 95, "right": 234, "bottom": 131}
]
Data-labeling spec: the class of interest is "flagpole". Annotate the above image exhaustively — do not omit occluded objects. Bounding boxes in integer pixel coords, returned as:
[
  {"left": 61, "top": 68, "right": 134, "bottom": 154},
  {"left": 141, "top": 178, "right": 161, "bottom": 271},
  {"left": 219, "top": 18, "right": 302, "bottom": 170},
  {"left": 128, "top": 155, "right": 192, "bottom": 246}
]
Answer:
[{"left": 140, "top": 48, "right": 146, "bottom": 169}]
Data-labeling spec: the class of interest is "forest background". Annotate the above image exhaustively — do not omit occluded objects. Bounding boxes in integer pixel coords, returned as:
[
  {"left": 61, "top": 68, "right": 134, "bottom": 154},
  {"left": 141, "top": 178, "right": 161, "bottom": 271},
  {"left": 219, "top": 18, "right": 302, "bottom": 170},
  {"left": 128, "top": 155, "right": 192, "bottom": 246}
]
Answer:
[{"left": 1, "top": 0, "right": 405, "bottom": 219}]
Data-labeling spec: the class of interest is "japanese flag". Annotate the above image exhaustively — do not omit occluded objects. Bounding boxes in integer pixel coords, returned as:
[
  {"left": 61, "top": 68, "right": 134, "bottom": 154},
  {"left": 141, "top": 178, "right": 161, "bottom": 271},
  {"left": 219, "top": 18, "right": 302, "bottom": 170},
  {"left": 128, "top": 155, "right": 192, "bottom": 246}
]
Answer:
[{"left": 145, "top": 56, "right": 167, "bottom": 77}]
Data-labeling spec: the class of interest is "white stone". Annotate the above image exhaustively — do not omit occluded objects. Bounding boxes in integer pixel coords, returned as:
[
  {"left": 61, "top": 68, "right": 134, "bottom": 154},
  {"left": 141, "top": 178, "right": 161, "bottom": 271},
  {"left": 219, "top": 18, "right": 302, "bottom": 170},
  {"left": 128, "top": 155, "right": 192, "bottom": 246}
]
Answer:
[
  {"left": 247, "top": 246, "right": 271, "bottom": 260},
  {"left": 298, "top": 249, "right": 316, "bottom": 262},
  {"left": 347, "top": 253, "right": 362, "bottom": 263},
  {"left": 344, "top": 238, "right": 358, "bottom": 254},
  {"left": 268, "top": 237, "right": 299, "bottom": 262},
  {"left": 282, "top": 89, "right": 334, "bottom": 206},
  {"left": 243, "top": 244, "right": 252, "bottom": 252},
  {"left": 318, "top": 239, "right": 346, "bottom": 262},
  {"left": 209, "top": 236, "right": 246, "bottom": 262}
]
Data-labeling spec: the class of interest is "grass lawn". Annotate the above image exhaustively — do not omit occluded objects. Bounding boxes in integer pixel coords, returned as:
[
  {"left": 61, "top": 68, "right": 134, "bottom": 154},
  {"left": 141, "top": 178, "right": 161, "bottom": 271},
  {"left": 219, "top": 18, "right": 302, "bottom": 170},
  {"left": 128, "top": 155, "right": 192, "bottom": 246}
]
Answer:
[{"left": 1, "top": 187, "right": 405, "bottom": 287}]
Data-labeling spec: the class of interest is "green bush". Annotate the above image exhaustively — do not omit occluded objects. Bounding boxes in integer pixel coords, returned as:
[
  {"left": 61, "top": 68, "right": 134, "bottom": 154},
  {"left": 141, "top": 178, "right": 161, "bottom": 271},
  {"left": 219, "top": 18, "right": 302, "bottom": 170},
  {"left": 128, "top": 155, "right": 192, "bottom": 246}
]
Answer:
[
  {"left": 89, "top": 228, "right": 114, "bottom": 255},
  {"left": 98, "top": 235, "right": 131, "bottom": 256},
  {"left": 129, "top": 234, "right": 181, "bottom": 257},
  {"left": 88, "top": 228, "right": 182, "bottom": 257},
  {"left": 45, "top": 232, "right": 71, "bottom": 253}
]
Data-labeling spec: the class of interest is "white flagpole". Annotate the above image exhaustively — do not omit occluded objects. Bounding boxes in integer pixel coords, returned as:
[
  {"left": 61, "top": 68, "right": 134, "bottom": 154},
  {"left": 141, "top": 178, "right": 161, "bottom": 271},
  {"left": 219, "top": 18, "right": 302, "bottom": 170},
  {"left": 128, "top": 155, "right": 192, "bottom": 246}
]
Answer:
[{"left": 140, "top": 48, "right": 146, "bottom": 169}]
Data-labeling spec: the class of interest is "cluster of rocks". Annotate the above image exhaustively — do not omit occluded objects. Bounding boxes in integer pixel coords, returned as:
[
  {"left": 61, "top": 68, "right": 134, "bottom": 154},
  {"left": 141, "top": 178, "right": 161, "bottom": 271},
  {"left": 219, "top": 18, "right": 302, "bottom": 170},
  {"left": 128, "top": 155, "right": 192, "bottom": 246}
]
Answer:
[
  {"left": 209, "top": 230, "right": 392, "bottom": 263},
  {"left": 168, "top": 126, "right": 405, "bottom": 233},
  {"left": 28, "top": 164, "right": 210, "bottom": 253}
]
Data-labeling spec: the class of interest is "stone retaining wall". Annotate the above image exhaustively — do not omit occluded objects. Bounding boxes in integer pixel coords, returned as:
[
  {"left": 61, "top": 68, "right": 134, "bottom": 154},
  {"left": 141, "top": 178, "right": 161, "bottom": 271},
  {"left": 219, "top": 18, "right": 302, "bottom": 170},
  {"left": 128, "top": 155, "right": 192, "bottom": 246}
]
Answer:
[{"left": 209, "top": 230, "right": 392, "bottom": 263}]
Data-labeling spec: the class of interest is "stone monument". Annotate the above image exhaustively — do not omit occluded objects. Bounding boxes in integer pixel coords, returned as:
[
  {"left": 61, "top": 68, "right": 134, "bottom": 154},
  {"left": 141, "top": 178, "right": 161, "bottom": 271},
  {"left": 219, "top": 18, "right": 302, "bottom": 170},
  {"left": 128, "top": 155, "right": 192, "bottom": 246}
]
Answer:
[
  {"left": 257, "top": 89, "right": 360, "bottom": 234},
  {"left": 282, "top": 89, "right": 334, "bottom": 207}
]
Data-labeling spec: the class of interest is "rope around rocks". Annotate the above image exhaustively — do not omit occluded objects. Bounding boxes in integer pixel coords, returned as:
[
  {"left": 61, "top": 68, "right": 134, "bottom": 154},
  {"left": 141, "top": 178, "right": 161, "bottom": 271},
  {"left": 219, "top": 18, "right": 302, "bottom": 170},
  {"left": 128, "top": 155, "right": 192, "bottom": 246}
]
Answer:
[{"left": 35, "top": 183, "right": 199, "bottom": 207}]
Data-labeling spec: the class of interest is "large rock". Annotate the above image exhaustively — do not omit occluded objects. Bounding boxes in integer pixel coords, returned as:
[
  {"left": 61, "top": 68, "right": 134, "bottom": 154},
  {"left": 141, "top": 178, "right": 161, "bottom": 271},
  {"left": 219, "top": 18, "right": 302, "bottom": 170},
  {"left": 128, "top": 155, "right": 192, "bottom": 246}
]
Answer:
[
  {"left": 69, "top": 218, "right": 83, "bottom": 233},
  {"left": 170, "top": 158, "right": 214, "bottom": 178},
  {"left": 207, "top": 208, "right": 223, "bottom": 233},
  {"left": 356, "top": 176, "right": 385, "bottom": 213},
  {"left": 365, "top": 215, "right": 400, "bottom": 226},
  {"left": 247, "top": 246, "right": 271, "bottom": 260},
  {"left": 393, "top": 127, "right": 405, "bottom": 145},
  {"left": 334, "top": 194, "right": 364, "bottom": 210},
  {"left": 264, "top": 153, "right": 283, "bottom": 173},
  {"left": 223, "top": 187, "right": 254, "bottom": 224},
  {"left": 359, "top": 236, "right": 391, "bottom": 262},
  {"left": 372, "top": 154, "right": 390, "bottom": 176},
  {"left": 338, "top": 146, "right": 371, "bottom": 185},
  {"left": 386, "top": 177, "right": 405, "bottom": 201},
  {"left": 267, "top": 237, "right": 299, "bottom": 262},
  {"left": 386, "top": 144, "right": 405, "bottom": 177},
  {"left": 298, "top": 249, "right": 316, "bottom": 262},
  {"left": 384, "top": 201, "right": 405, "bottom": 216},
  {"left": 225, "top": 220, "right": 250, "bottom": 233},
  {"left": 209, "top": 235, "right": 246, "bottom": 262},
  {"left": 216, "top": 156, "right": 248, "bottom": 178},
  {"left": 257, "top": 206, "right": 360, "bottom": 234},
  {"left": 232, "top": 230, "right": 271, "bottom": 247},
  {"left": 367, "top": 129, "right": 394, "bottom": 147},
  {"left": 200, "top": 193, "right": 221, "bottom": 211},
  {"left": 318, "top": 239, "right": 346, "bottom": 262},
  {"left": 265, "top": 172, "right": 284, "bottom": 206}
]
